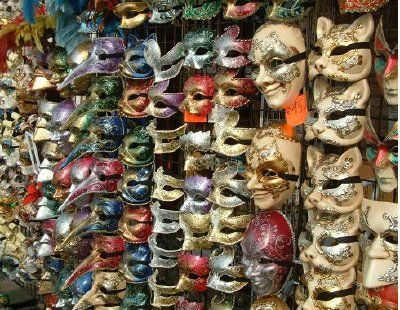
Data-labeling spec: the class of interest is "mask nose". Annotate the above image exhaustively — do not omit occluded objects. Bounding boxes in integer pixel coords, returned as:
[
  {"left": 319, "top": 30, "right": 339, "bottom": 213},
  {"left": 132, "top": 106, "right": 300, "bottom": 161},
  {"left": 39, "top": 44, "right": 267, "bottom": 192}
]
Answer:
[
  {"left": 312, "top": 120, "right": 325, "bottom": 135},
  {"left": 314, "top": 56, "right": 327, "bottom": 72},
  {"left": 368, "top": 238, "right": 390, "bottom": 259},
  {"left": 246, "top": 175, "right": 263, "bottom": 191}
]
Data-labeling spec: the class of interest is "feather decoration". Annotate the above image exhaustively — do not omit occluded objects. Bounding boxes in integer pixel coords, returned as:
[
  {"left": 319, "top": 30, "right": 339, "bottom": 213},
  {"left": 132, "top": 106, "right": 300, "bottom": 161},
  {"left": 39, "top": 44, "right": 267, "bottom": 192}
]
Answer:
[{"left": 21, "top": 0, "right": 40, "bottom": 24}]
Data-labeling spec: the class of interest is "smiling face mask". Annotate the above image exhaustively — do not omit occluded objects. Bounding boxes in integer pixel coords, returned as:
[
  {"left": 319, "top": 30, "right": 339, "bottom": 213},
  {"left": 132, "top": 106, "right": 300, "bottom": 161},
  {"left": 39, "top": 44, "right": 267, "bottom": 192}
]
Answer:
[
  {"left": 305, "top": 78, "right": 369, "bottom": 146},
  {"left": 302, "top": 146, "right": 363, "bottom": 215},
  {"left": 374, "top": 16, "right": 398, "bottom": 106},
  {"left": 365, "top": 120, "right": 398, "bottom": 193},
  {"left": 250, "top": 22, "right": 306, "bottom": 109},
  {"left": 308, "top": 14, "right": 374, "bottom": 82},
  {"left": 246, "top": 123, "right": 300, "bottom": 210},
  {"left": 361, "top": 198, "right": 398, "bottom": 289}
]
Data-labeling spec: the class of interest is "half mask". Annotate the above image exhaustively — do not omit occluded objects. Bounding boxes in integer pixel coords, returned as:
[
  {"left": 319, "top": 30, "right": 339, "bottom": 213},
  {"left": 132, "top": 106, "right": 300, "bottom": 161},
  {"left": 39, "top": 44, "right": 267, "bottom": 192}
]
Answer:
[
  {"left": 301, "top": 210, "right": 360, "bottom": 273},
  {"left": 147, "top": 0, "right": 182, "bottom": 23},
  {"left": 298, "top": 269, "right": 357, "bottom": 309},
  {"left": 182, "top": 0, "right": 221, "bottom": 19},
  {"left": 183, "top": 29, "right": 215, "bottom": 69},
  {"left": 365, "top": 120, "right": 398, "bottom": 193},
  {"left": 213, "top": 25, "right": 251, "bottom": 68},
  {"left": 120, "top": 166, "right": 152, "bottom": 205},
  {"left": 121, "top": 282, "right": 150, "bottom": 309},
  {"left": 246, "top": 123, "right": 300, "bottom": 210},
  {"left": 338, "top": 0, "right": 389, "bottom": 13},
  {"left": 181, "top": 75, "right": 215, "bottom": 116},
  {"left": 374, "top": 16, "right": 398, "bottom": 105},
  {"left": 176, "top": 252, "right": 210, "bottom": 292},
  {"left": 249, "top": 22, "right": 306, "bottom": 109},
  {"left": 144, "top": 39, "right": 185, "bottom": 83},
  {"left": 241, "top": 210, "right": 294, "bottom": 296},
  {"left": 58, "top": 38, "right": 125, "bottom": 93},
  {"left": 180, "top": 212, "right": 213, "bottom": 250},
  {"left": 361, "top": 198, "right": 398, "bottom": 289},
  {"left": 306, "top": 78, "right": 369, "bottom": 146},
  {"left": 148, "top": 122, "right": 187, "bottom": 154},
  {"left": 119, "top": 78, "right": 153, "bottom": 118},
  {"left": 152, "top": 201, "right": 180, "bottom": 234},
  {"left": 120, "top": 243, "right": 152, "bottom": 283},
  {"left": 302, "top": 146, "right": 363, "bottom": 215},
  {"left": 175, "top": 298, "right": 205, "bottom": 310},
  {"left": 265, "top": 0, "right": 312, "bottom": 21},
  {"left": 119, "top": 126, "right": 154, "bottom": 167},
  {"left": 308, "top": 14, "right": 374, "bottom": 82},
  {"left": 118, "top": 204, "right": 153, "bottom": 243},
  {"left": 208, "top": 163, "right": 251, "bottom": 208},
  {"left": 251, "top": 296, "right": 289, "bottom": 310},
  {"left": 120, "top": 34, "right": 155, "bottom": 79},
  {"left": 145, "top": 79, "right": 184, "bottom": 118},
  {"left": 207, "top": 246, "right": 247, "bottom": 293},
  {"left": 114, "top": 1, "right": 149, "bottom": 28},
  {"left": 211, "top": 110, "right": 256, "bottom": 157},
  {"left": 152, "top": 167, "right": 184, "bottom": 201},
  {"left": 149, "top": 231, "right": 183, "bottom": 268},
  {"left": 148, "top": 270, "right": 182, "bottom": 307},
  {"left": 181, "top": 175, "right": 212, "bottom": 214},
  {"left": 214, "top": 69, "right": 257, "bottom": 108},
  {"left": 222, "top": 0, "right": 261, "bottom": 19}
]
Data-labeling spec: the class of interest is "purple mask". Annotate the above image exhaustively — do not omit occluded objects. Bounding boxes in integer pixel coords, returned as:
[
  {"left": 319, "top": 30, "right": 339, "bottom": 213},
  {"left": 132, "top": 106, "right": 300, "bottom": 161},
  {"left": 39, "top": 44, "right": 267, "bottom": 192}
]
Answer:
[
  {"left": 58, "top": 38, "right": 125, "bottom": 91},
  {"left": 145, "top": 80, "right": 184, "bottom": 118},
  {"left": 52, "top": 100, "right": 76, "bottom": 128},
  {"left": 181, "top": 176, "right": 213, "bottom": 214}
]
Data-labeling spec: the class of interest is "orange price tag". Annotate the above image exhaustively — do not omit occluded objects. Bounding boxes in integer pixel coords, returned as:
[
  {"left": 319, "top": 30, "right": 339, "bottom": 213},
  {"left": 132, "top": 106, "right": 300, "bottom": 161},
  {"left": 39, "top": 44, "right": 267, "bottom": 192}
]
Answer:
[
  {"left": 285, "top": 94, "right": 308, "bottom": 127},
  {"left": 184, "top": 111, "right": 207, "bottom": 123}
]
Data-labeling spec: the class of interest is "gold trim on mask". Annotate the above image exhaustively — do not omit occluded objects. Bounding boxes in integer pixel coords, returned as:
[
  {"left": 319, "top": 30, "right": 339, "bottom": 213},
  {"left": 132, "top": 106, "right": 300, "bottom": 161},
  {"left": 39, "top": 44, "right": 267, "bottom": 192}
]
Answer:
[
  {"left": 114, "top": 2, "right": 149, "bottom": 29},
  {"left": 147, "top": 122, "right": 187, "bottom": 154},
  {"left": 152, "top": 167, "right": 184, "bottom": 201},
  {"left": 180, "top": 212, "right": 213, "bottom": 250},
  {"left": 148, "top": 270, "right": 182, "bottom": 307}
]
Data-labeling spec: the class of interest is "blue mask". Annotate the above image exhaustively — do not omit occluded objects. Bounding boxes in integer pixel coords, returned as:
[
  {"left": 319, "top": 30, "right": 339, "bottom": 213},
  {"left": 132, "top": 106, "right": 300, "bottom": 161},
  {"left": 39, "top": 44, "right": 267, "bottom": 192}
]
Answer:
[
  {"left": 121, "top": 282, "right": 150, "bottom": 309},
  {"left": 121, "top": 167, "right": 153, "bottom": 205},
  {"left": 120, "top": 243, "right": 152, "bottom": 283},
  {"left": 72, "top": 271, "right": 93, "bottom": 303}
]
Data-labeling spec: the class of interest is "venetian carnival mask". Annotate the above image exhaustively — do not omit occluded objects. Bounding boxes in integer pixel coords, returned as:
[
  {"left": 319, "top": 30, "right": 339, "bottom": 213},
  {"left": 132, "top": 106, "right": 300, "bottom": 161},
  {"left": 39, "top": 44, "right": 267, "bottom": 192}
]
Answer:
[
  {"left": 301, "top": 210, "right": 360, "bottom": 273},
  {"left": 58, "top": 38, "right": 125, "bottom": 93},
  {"left": 49, "top": 47, "right": 70, "bottom": 85},
  {"left": 119, "top": 126, "right": 154, "bottom": 167},
  {"left": 147, "top": 0, "right": 182, "bottom": 23},
  {"left": 121, "top": 282, "right": 150, "bottom": 309},
  {"left": 148, "top": 122, "right": 187, "bottom": 154},
  {"left": 241, "top": 210, "right": 294, "bottom": 296},
  {"left": 249, "top": 22, "right": 306, "bottom": 109},
  {"left": 181, "top": 75, "right": 215, "bottom": 116},
  {"left": 120, "top": 167, "right": 152, "bottom": 205},
  {"left": 222, "top": 0, "right": 261, "bottom": 19},
  {"left": 118, "top": 204, "right": 153, "bottom": 243},
  {"left": 302, "top": 146, "right": 363, "bottom": 215},
  {"left": 207, "top": 246, "right": 247, "bottom": 293},
  {"left": 0, "top": 76, "right": 17, "bottom": 110},
  {"left": 251, "top": 296, "right": 289, "bottom": 310},
  {"left": 149, "top": 231, "right": 184, "bottom": 268},
  {"left": 361, "top": 198, "right": 398, "bottom": 289},
  {"left": 120, "top": 243, "right": 152, "bottom": 283},
  {"left": 152, "top": 166, "right": 184, "bottom": 201},
  {"left": 119, "top": 78, "right": 153, "bottom": 118},
  {"left": 375, "top": 16, "right": 398, "bottom": 105},
  {"left": 265, "top": 0, "right": 312, "bottom": 21},
  {"left": 362, "top": 284, "right": 398, "bottom": 310},
  {"left": 183, "top": 29, "right": 215, "bottom": 69},
  {"left": 297, "top": 269, "right": 357, "bottom": 310},
  {"left": 182, "top": 0, "right": 221, "bottom": 20},
  {"left": 152, "top": 201, "right": 180, "bottom": 234},
  {"left": 120, "top": 34, "right": 155, "bottom": 80},
  {"left": 214, "top": 25, "right": 251, "bottom": 68},
  {"left": 59, "top": 158, "right": 124, "bottom": 211},
  {"left": 212, "top": 110, "right": 256, "bottom": 157},
  {"left": 338, "top": 0, "right": 389, "bottom": 13},
  {"left": 145, "top": 79, "right": 184, "bottom": 118},
  {"left": 175, "top": 298, "right": 205, "bottom": 310},
  {"left": 148, "top": 270, "right": 182, "bottom": 307},
  {"left": 306, "top": 77, "right": 369, "bottom": 146},
  {"left": 308, "top": 14, "right": 374, "bottom": 82},
  {"left": 176, "top": 252, "right": 210, "bottom": 292},
  {"left": 365, "top": 120, "right": 397, "bottom": 193},
  {"left": 180, "top": 212, "right": 213, "bottom": 250},
  {"left": 114, "top": 1, "right": 149, "bottom": 28},
  {"left": 181, "top": 175, "right": 212, "bottom": 214},
  {"left": 144, "top": 39, "right": 185, "bottom": 83},
  {"left": 245, "top": 123, "right": 300, "bottom": 210},
  {"left": 214, "top": 69, "right": 257, "bottom": 108}
]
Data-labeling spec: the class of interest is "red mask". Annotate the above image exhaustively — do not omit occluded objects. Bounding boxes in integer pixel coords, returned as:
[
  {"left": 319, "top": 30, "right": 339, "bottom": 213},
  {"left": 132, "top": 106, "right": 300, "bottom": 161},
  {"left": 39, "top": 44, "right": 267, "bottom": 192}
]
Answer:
[
  {"left": 23, "top": 183, "right": 41, "bottom": 205},
  {"left": 367, "top": 284, "right": 398, "bottom": 309},
  {"left": 118, "top": 204, "right": 153, "bottom": 243},
  {"left": 177, "top": 252, "right": 210, "bottom": 292},
  {"left": 119, "top": 78, "right": 153, "bottom": 118},
  {"left": 181, "top": 75, "right": 215, "bottom": 116},
  {"left": 338, "top": 0, "right": 389, "bottom": 13},
  {"left": 53, "top": 158, "right": 73, "bottom": 189}
]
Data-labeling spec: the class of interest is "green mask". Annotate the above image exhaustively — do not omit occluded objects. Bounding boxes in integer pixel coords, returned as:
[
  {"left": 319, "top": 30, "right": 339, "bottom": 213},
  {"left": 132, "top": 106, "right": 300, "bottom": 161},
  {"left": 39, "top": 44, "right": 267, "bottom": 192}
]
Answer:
[{"left": 183, "top": 0, "right": 222, "bottom": 20}]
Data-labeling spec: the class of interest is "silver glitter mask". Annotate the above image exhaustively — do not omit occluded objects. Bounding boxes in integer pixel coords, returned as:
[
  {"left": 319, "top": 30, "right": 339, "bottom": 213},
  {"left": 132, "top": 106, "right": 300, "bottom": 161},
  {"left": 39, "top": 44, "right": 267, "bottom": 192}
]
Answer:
[
  {"left": 151, "top": 201, "right": 180, "bottom": 233},
  {"left": 147, "top": 0, "right": 182, "bottom": 23},
  {"left": 183, "top": 29, "right": 215, "bottom": 69},
  {"left": 249, "top": 31, "right": 300, "bottom": 83}
]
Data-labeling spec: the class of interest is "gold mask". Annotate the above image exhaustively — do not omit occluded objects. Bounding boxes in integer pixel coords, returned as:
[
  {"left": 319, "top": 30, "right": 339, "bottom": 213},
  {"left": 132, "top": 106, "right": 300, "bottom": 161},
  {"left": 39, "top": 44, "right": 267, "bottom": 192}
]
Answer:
[
  {"left": 148, "top": 270, "right": 182, "bottom": 307},
  {"left": 147, "top": 122, "right": 187, "bottom": 154},
  {"left": 180, "top": 212, "right": 213, "bottom": 250},
  {"left": 152, "top": 167, "right": 184, "bottom": 201},
  {"left": 114, "top": 2, "right": 149, "bottom": 28}
]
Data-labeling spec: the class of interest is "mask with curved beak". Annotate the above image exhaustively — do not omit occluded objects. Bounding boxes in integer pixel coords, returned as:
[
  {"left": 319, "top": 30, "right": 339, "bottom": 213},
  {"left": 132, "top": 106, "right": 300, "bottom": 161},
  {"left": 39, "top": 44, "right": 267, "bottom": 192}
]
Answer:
[
  {"left": 120, "top": 34, "right": 156, "bottom": 79},
  {"left": 58, "top": 158, "right": 124, "bottom": 212},
  {"left": 63, "top": 235, "right": 125, "bottom": 290},
  {"left": 120, "top": 243, "right": 153, "bottom": 283},
  {"left": 58, "top": 38, "right": 125, "bottom": 93},
  {"left": 60, "top": 117, "right": 125, "bottom": 169}
]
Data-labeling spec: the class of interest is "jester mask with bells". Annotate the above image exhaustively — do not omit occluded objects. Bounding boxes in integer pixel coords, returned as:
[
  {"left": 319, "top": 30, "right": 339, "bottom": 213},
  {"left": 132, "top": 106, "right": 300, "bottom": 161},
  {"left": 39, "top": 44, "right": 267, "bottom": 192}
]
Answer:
[
  {"left": 302, "top": 146, "right": 363, "bottom": 215},
  {"left": 297, "top": 268, "right": 357, "bottom": 310},
  {"left": 308, "top": 14, "right": 374, "bottom": 82},
  {"left": 300, "top": 210, "right": 360, "bottom": 274},
  {"left": 241, "top": 210, "right": 294, "bottom": 297},
  {"left": 249, "top": 22, "right": 306, "bottom": 109},
  {"left": 365, "top": 120, "right": 398, "bottom": 193},
  {"left": 306, "top": 78, "right": 369, "bottom": 146},
  {"left": 361, "top": 198, "right": 398, "bottom": 289},
  {"left": 374, "top": 16, "right": 398, "bottom": 106},
  {"left": 246, "top": 123, "right": 301, "bottom": 210}
]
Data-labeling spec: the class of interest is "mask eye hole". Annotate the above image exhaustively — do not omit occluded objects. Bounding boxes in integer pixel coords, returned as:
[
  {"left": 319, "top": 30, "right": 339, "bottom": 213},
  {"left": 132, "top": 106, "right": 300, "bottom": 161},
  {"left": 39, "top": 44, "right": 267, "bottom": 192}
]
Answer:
[
  {"left": 312, "top": 46, "right": 322, "bottom": 56},
  {"left": 268, "top": 58, "right": 284, "bottom": 69},
  {"left": 322, "top": 179, "right": 340, "bottom": 190},
  {"left": 225, "top": 89, "right": 239, "bottom": 96},
  {"left": 196, "top": 46, "right": 210, "bottom": 56},
  {"left": 321, "top": 237, "right": 338, "bottom": 247},
  {"left": 330, "top": 45, "right": 351, "bottom": 56},
  {"left": 193, "top": 93, "right": 208, "bottom": 100},
  {"left": 225, "top": 50, "right": 242, "bottom": 58},
  {"left": 129, "top": 54, "right": 142, "bottom": 62},
  {"left": 261, "top": 169, "right": 277, "bottom": 178},
  {"left": 383, "top": 231, "right": 398, "bottom": 245},
  {"left": 128, "top": 94, "right": 140, "bottom": 101},
  {"left": 326, "top": 110, "right": 346, "bottom": 121},
  {"left": 390, "top": 145, "right": 398, "bottom": 156}
]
